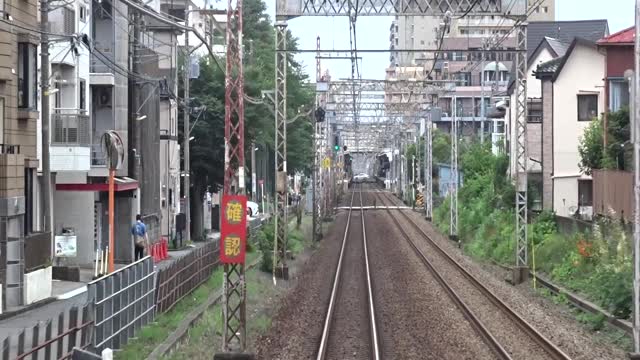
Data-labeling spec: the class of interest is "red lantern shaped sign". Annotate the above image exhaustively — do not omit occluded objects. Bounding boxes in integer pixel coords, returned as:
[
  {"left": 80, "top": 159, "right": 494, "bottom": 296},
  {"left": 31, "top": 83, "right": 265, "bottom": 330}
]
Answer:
[{"left": 220, "top": 195, "right": 247, "bottom": 264}]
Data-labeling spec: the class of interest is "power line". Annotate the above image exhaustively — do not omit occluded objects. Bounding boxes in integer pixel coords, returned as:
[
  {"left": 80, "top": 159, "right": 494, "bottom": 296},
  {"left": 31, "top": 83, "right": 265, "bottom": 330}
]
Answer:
[
  {"left": 454, "top": 0, "right": 480, "bottom": 19},
  {"left": 0, "top": 17, "right": 74, "bottom": 38}
]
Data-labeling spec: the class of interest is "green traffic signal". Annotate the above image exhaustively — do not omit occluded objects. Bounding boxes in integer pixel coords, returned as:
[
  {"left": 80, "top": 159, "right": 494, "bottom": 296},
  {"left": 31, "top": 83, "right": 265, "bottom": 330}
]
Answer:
[{"left": 333, "top": 145, "right": 340, "bottom": 151}]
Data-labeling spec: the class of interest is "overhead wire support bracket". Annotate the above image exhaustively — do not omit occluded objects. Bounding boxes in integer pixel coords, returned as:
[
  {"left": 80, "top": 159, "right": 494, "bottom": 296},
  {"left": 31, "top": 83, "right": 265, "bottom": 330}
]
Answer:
[{"left": 275, "top": 0, "right": 527, "bottom": 18}]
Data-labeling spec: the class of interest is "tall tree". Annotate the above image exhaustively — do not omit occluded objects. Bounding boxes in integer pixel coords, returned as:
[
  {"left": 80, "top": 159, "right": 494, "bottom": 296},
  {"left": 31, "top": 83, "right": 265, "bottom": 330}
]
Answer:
[{"left": 182, "top": 0, "right": 314, "bottom": 235}]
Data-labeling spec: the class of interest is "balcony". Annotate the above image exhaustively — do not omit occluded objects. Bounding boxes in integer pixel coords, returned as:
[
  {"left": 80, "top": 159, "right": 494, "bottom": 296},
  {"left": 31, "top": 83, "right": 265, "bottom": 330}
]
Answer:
[{"left": 51, "top": 113, "right": 91, "bottom": 171}]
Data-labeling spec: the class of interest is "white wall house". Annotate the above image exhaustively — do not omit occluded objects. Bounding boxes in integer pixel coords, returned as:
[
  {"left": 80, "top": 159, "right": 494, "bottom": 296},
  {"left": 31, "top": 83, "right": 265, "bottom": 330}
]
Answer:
[{"left": 534, "top": 38, "right": 605, "bottom": 218}]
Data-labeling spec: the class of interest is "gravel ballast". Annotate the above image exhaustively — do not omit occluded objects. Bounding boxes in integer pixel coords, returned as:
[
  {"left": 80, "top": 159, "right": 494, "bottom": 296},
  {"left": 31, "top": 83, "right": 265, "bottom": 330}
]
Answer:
[{"left": 382, "top": 190, "right": 627, "bottom": 360}]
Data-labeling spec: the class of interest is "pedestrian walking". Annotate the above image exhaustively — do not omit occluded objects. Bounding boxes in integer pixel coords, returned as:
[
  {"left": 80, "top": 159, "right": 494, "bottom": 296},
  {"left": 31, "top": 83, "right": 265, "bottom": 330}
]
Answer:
[{"left": 131, "top": 214, "right": 148, "bottom": 261}]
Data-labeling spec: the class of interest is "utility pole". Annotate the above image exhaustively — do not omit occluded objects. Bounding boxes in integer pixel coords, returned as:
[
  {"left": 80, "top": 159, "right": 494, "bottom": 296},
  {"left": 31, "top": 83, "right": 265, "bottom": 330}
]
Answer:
[
  {"left": 131, "top": 7, "right": 142, "bottom": 211},
  {"left": 40, "top": 0, "right": 52, "bottom": 233},
  {"left": 631, "top": 1, "right": 640, "bottom": 356},
  {"left": 450, "top": 96, "right": 458, "bottom": 243},
  {"left": 480, "top": 39, "right": 486, "bottom": 143},
  {"left": 411, "top": 154, "right": 415, "bottom": 209},
  {"left": 183, "top": 11, "right": 191, "bottom": 244}
]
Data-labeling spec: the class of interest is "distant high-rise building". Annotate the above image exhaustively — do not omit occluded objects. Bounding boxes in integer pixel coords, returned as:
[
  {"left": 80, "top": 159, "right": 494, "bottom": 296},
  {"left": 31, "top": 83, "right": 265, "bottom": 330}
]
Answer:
[{"left": 389, "top": 0, "right": 555, "bottom": 66}]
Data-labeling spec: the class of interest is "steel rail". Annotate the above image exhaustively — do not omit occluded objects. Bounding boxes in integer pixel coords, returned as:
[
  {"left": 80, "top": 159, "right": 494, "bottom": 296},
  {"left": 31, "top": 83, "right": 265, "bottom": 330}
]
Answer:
[
  {"left": 359, "top": 185, "right": 382, "bottom": 360},
  {"left": 374, "top": 191, "right": 512, "bottom": 360},
  {"left": 316, "top": 185, "right": 381, "bottom": 360},
  {"left": 377, "top": 191, "right": 572, "bottom": 360},
  {"left": 315, "top": 188, "right": 355, "bottom": 360}
]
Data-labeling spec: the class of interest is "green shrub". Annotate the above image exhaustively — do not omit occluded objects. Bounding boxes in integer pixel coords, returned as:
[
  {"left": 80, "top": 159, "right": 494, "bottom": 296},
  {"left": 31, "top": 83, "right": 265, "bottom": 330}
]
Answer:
[{"left": 434, "top": 139, "right": 634, "bottom": 321}]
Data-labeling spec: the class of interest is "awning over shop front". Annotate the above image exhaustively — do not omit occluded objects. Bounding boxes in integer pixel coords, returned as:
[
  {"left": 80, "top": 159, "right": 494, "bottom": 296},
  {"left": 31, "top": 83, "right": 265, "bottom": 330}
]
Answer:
[{"left": 56, "top": 177, "right": 138, "bottom": 192}]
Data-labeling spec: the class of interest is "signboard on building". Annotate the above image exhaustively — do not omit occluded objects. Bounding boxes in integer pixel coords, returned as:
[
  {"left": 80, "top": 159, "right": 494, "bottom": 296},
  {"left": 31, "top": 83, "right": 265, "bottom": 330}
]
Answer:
[
  {"left": 220, "top": 195, "right": 247, "bottom": 264},
  {"left": 54, "top": 235, "right": 77, "bottom": 257}
]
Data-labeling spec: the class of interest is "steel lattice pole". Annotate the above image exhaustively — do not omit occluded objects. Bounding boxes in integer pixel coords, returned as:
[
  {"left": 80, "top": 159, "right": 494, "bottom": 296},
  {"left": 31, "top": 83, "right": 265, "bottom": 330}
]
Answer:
[
  {"left": 274, "top": 22, "right": 289, "bottom": 279},
  {"left": 313, "top": 36, "right": 322, "bottom": 241},
  {"left": 513, "top": 23, "right": 529, "bottom": 284},
  {"left": 425, "top": 110, "right": 433, "bottom": 220},
  {"left": 450, "top": 96, "right": 458, "bottom": 243},
  {"left": 220, "top": 0, "right": 246, "bottom": 353}
]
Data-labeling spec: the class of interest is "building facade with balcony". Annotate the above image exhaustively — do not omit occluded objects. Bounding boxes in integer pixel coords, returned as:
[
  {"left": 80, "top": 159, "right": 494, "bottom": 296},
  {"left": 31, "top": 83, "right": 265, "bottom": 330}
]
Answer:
[
  {"left": 0, "top": 0, "right": 51, "bottom": 310},
  {"left": 37, "top": 0, "right": 138, "bottom": 268}
]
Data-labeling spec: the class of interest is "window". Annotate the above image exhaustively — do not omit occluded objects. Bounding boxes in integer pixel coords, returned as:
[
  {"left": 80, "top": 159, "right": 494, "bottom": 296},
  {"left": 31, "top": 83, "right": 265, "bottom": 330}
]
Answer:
[
  {"left": 420, "top": 40, "right": 425, "bottom": 45},
  {"left": 542, "top": 6, "right": 548, "bottom": 13},
  {"left": 453, "top": 72, "right": 471, "bottom": 86},
  {"left": 527, "top": 98, "right": 542, "bottom": 123},
  {"left": 80, "top": 5, "right": 87, "bottom": 22},
  {"left": 54, "top": 83, "right": 61, "bottom": 109},
  {"left": 578, "top": 179, "right": 593, "bottom": 207},
  {"left": 18, "top": 43, "right": 37, "bottom": 109},
  {"left": 577, "top": 94, "right": 598, "bottom": 121},
  {"left": 24, "top": 168, "right": 33, "bottom": 234},
  {"left": 609, "top": 79, "right": 630, "bottom": 112},
  {"left": 79, "top": 78, "right": 86, "bottom": 110},
  {"left": 63, "top": 8, "right": 75, "bottom": 35}
]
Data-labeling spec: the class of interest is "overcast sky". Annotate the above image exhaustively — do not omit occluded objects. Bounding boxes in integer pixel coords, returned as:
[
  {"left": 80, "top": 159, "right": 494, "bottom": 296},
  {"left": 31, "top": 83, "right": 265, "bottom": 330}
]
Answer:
[{"left": 262, "top": 0, "right": 636, "bottom": 80}]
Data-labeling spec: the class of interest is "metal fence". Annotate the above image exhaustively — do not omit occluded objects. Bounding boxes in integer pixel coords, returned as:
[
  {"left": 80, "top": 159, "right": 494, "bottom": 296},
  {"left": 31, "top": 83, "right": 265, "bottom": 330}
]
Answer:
[
  {"left": 0, "top": 304, "right": 93, "bottom": 360},
  {"left": 155, "top": 242, "right": 218, "bottom": 314},
  {"left": 88, "top": 256, "right": 155, "bottom": 352},
  {"left": 0, "top": 220, "right": 271, "bottom": 359},
  {"left": 593, "top": 169, "right": 633, "bottom": 221}
]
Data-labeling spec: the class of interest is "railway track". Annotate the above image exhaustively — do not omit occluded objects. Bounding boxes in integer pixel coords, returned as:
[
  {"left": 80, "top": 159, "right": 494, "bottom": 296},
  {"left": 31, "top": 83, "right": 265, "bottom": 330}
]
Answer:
[
  {"left": 316, "top": 184, "right": 381, "bottom": 360},
  {"left": 374, "top": 190, "right": 571, "bottom": 360}
]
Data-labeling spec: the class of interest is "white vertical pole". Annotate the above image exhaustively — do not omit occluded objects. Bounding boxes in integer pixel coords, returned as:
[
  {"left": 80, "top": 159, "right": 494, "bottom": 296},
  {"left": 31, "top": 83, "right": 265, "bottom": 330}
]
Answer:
[{"left": 632, "top": 2, "right": 640, "bottom": 354}]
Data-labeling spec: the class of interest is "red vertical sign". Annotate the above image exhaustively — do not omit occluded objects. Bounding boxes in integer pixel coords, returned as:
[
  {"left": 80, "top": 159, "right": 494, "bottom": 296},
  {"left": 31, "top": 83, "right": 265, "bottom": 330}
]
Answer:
[{"left": 220, "top": 195, "right": 247, "bottom": 264}]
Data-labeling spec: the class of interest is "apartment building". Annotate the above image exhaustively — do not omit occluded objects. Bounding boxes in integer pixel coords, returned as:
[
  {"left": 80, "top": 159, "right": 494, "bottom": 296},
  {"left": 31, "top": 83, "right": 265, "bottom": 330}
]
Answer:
[
  {"left": 41, "top": 0, "right": 135, "bottom": 267},
  {"left": 388, "top": 0, "right": 555, "bottom": 67},
  {"left": 0, "top": 0, "right": 50, "bottom": 309}
]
